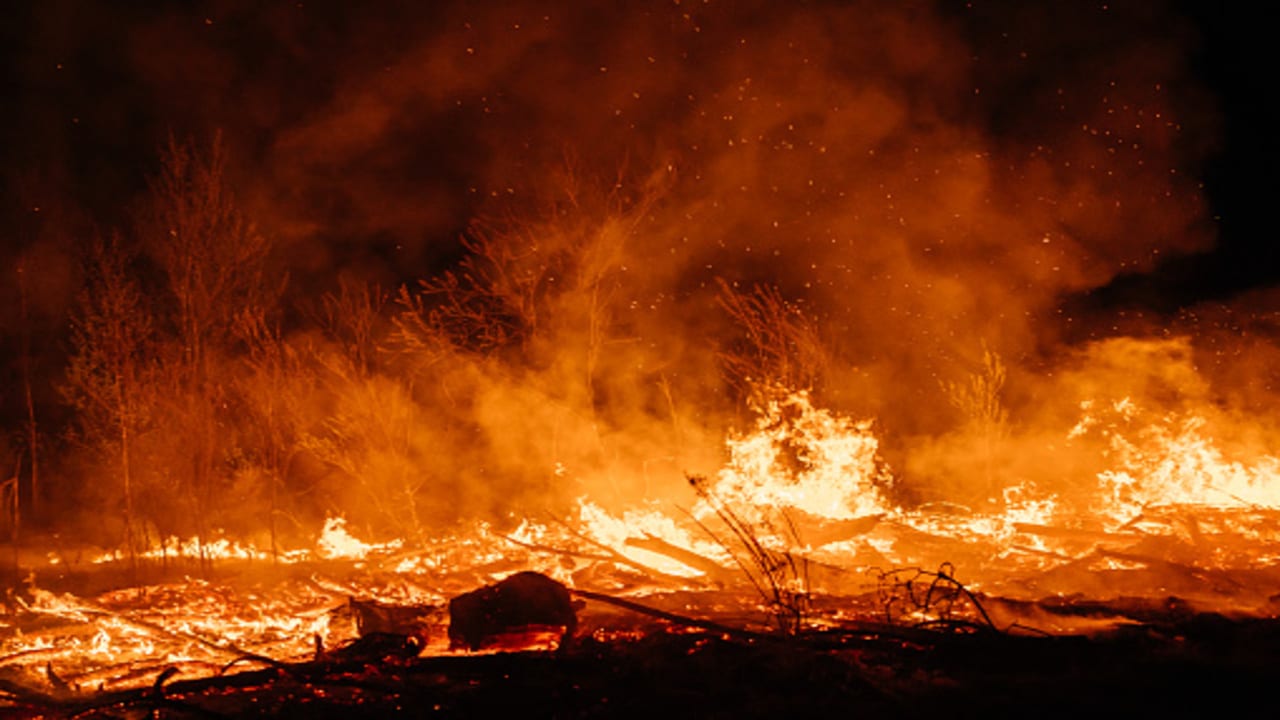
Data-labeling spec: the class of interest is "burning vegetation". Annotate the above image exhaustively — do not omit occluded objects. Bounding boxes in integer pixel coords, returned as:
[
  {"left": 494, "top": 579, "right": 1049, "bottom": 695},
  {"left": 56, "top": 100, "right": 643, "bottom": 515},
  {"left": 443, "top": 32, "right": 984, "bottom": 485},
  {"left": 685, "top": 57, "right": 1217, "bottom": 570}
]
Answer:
[{"left": 2, "top": 1, "right": 1280, "bottom": 717}]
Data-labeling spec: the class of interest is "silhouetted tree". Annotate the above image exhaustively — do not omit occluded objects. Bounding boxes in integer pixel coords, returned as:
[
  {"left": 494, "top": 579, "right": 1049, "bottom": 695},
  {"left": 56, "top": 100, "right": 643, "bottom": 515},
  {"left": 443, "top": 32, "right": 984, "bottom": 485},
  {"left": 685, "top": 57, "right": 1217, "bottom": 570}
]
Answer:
[
  {"left": 234, "top": 308, "right": 308, "bottom": 559},
  {"left": 62, "top": 234, "right": 155, "bottom": 567},
  {"left": 139, "top": 133, "right": 277, "bottom": 563},
  {"left": 315, "top": 277, "right": 389, "bottom": 377}
]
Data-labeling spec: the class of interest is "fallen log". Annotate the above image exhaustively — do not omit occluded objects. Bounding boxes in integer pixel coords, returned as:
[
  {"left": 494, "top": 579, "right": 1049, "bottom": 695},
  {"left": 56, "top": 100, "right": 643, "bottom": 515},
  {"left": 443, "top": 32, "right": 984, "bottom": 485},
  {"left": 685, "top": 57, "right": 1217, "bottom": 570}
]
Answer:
[
  {"left": 1009, "top": 544, "right": 1074, "bottom": 561},
  {"left": 544, "top": 516, "right": 708, "bottom": 587},
  {"left": 623, "top": 535, "right": 737, "bottom": 584},
  {"left": 785, "top": 510, "right": 884, "bottom": 545},
  {"left": 498, "top": 533, "right": 616, "bottom": 564},
  {"left": 344, "top": 596, "right": 438, "bottom": 640},
  {"left": 570, "top": 587, "right": 768, "bottom": 642}
]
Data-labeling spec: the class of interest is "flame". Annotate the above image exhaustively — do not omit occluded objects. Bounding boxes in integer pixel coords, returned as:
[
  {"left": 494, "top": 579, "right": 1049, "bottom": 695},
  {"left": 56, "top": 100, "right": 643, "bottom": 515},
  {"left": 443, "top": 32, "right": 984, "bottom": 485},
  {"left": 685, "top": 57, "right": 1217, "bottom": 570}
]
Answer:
[
  {"left": 83, "top": 514, "right": 400, "bottom": 566},
  {"left": 316, "top": 515, "right": 402, "bottom": 560},
  {"left": 90, "top": 535, "right": 312, "bottom": 565},
  {"left": 1092, "top": 409, "right": 1280, "bottom": 517},
  {"left": 576, "top": 499, "right": 728, "bottom": 578},
  {"left": 9, "top": 389, "right": 1280, "bottom": 695},
  {"left": 571, "top": 389, "right": 1280, "bottom": 593},
  {"left": 704, "top": 389, "right": 892, "bottom": 521}
]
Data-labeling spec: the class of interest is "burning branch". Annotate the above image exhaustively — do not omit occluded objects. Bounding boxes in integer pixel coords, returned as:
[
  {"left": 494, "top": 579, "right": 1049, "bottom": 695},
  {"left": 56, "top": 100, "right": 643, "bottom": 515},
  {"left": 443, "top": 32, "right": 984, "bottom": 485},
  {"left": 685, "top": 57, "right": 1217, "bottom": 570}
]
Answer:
[{"left": 544, "top": 514, "right": 705, "bottom": 588}]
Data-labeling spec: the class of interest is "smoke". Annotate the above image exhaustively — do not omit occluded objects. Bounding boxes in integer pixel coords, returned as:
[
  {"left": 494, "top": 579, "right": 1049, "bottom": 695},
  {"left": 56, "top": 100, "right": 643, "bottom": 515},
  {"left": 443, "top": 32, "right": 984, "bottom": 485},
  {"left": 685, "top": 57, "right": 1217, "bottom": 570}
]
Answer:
[
  {"left": 279, "top": 1, "right": 1223, "bottom": 516},
  {"left": 233, "top": 2, "right": 1216, "bottom": 322},
  {"left": 9, "top": 1, "right": 1269, "bottom": 534}
]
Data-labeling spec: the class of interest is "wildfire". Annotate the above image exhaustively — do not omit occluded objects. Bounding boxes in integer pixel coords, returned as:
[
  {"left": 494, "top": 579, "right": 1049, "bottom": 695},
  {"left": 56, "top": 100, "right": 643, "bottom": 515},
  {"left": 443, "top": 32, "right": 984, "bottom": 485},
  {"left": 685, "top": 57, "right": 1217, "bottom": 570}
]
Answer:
[
  {"left": 8, "top": 386, "right": 1280, "bottom": 698},
  {"left": 574, "top": 388, "right": 1280, "bottom": 598},
  {"left": 0, "top": 518, "right": 416, "bottom": 692},
  {"left": 2, "top": 2, "right": 1273, "bottom": 712}
]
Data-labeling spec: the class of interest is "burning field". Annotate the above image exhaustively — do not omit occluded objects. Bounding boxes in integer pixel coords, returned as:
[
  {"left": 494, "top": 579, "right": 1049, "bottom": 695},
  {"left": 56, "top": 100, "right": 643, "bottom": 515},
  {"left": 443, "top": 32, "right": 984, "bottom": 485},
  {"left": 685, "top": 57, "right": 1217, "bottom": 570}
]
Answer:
[
  {"left": 7, "top": 383, "right": 1280, "bottom": 716},
  {"left": 2, "top": 0, "right": 1280, "bottom": 717}
]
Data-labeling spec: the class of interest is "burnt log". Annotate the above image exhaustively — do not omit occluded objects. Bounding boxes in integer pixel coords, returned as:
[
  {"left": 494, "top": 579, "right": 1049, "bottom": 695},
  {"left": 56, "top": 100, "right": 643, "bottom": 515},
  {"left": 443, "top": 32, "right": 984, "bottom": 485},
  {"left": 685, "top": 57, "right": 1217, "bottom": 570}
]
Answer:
[
  {"left": 448, "top": 571, "right": 578, "bottom": 651},
  {"left": 624, "top": 534, "right": 738, "bottom": 584}
]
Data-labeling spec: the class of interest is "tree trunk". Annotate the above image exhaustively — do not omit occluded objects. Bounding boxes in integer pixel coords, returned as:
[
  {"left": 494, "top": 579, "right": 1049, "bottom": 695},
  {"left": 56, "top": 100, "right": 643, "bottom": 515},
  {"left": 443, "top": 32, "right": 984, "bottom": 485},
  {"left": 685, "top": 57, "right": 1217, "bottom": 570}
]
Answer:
[
  {"left": 16, "top": 262, "right": 39, "bottom": 519},
  {"left": 120, "top": 414, "right": 138, "bottom": 580}
]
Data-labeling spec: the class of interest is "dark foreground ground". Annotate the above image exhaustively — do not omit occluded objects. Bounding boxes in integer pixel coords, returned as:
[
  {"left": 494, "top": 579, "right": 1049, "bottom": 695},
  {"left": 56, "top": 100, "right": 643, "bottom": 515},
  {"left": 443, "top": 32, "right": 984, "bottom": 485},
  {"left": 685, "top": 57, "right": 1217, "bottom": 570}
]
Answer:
[{"left": 4, "top": 612, "right": 1280, "bottom": 719}]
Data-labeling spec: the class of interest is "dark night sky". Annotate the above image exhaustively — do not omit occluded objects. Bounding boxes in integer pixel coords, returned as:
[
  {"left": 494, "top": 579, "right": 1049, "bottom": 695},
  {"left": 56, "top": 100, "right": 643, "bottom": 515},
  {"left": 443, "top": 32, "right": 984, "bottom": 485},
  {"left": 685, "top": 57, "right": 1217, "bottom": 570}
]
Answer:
[
  {"left": 1085, "top": 3, "right": 1280, "bottom": 310},
  {"left": 0, "top": 0, "right": 1276, "bottom": 374}
]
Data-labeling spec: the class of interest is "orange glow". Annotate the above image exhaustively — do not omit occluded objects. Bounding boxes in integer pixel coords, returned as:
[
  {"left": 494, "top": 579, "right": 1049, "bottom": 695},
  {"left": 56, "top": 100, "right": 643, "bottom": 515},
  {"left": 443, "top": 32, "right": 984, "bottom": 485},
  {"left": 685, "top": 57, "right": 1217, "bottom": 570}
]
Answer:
[
  {"left": 3, "top": 4, "right": 1276, "bottom": 699},
  {"left": 7, "top": 386, "right": 1280, "bottom": 692}
]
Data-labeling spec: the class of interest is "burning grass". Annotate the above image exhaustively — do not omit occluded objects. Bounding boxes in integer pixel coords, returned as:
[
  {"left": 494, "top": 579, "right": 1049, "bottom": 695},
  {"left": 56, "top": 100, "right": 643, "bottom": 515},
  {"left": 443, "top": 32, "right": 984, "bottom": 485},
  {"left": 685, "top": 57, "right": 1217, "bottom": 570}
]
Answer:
[{"left": 6, "top": 386, "right": 1280, "bottom": 715}]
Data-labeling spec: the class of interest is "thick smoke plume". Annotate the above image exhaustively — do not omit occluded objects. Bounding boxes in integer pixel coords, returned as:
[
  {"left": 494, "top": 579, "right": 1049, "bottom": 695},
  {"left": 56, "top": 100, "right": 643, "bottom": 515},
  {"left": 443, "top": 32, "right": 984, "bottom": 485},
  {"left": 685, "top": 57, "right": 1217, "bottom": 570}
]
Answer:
[{"left": 5, "top": 1, "right": 1270, "bottom": 545}]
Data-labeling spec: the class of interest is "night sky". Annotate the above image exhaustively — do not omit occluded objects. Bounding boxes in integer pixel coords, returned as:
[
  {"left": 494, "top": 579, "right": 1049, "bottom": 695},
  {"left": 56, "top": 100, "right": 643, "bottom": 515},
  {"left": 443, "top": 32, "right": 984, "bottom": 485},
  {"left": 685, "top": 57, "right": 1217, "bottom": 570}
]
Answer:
[
  {"left": 1080, "top": 3, "right": 1279, "bottom": 310},
  {"left": 3, "top": 2, "right": 1276, "bottom": 302},
  {"left": 1, "top": 1, "right": 1277, "bottom": 495}
]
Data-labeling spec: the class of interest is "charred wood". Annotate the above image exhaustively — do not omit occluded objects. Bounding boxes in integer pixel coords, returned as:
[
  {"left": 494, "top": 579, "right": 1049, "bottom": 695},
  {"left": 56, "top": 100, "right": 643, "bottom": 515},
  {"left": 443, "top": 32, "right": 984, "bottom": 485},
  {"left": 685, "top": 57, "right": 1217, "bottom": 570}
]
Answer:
[
  {"left": 1011, "top": 522, "right": 1143, "bottom": 544},
  {"left": 447, "top": 571, "right": 578, "bottom": 651}
]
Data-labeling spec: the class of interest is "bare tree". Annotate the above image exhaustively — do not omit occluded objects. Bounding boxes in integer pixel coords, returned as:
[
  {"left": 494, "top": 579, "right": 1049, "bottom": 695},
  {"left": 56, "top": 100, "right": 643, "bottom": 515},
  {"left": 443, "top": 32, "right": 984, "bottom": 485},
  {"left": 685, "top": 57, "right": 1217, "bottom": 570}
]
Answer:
[
  {"left": 383, "top": 169, "right": 665, "bottom": 526},
  {"left": 145, "top": 133, "right": 275, "bottom": 371},
  {"left": 395, "top": 225, "right": 544, "bottom": 358},
  {"left": 139, "top": 133, "right": 277, "bottom": 565},
  {"left": 62, "top": 234, "right": 155, "bottom": 569},
  {"left": 315, "top": 277, "right": 389, "bottom": 377},
  {"left": 233, "top": 308, "right": 310, "bottom": 560},
  {"left": 393, "top": 173, "right": 652, "bottom": 398},
  {"left": 15, "top": 261, "right": 40, "bottom": 521},
  {"left": 300, "top": 362, "right": 435, "bottom": 545}
]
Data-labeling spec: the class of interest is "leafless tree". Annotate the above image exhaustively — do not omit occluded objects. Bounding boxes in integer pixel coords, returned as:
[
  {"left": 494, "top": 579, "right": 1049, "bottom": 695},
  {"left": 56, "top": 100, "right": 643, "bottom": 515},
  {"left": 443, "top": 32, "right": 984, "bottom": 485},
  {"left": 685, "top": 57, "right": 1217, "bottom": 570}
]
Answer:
[
  {"left": 315, "top": 277, "right": 389, "bottom": 377},
  {"left": 15, "top": 261, "right": 40, "bottom": 521},
  {"left": 63, "top": 234, "right": 155, "bottom": 570},
  {"left": 234, "top": 309, "right": 307, "bottom": 560},
  {"left": 139, "top": 133, "right": 278, "bottom": 565}
]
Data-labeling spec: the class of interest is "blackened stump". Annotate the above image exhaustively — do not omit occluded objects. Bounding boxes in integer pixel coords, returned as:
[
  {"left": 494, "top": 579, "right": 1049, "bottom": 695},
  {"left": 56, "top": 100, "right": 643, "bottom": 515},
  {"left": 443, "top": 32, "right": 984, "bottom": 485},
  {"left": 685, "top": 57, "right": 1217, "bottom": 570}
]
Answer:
[{"left": 448, "top": 571, "right": 578, "bottom": 650}]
